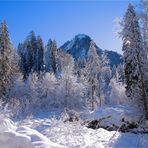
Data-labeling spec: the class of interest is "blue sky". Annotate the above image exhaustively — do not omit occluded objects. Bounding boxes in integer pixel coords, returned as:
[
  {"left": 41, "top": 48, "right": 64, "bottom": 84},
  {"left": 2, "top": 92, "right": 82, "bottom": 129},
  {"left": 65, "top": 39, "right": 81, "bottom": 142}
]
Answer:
[{"left": 0, "top": 0, "right": 140, "bottom": 54}]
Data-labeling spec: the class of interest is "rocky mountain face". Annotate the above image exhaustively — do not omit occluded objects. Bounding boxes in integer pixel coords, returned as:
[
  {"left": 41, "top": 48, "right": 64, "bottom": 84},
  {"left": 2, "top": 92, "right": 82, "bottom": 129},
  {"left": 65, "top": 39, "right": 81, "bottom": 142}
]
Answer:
[{"left": 60, "top": 34, "right": 123, "bottom": 67}]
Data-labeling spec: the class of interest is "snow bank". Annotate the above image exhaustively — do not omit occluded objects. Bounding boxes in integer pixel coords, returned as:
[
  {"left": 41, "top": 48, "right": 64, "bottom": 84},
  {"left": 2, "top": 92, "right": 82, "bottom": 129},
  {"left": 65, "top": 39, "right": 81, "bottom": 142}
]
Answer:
[
  {"left": 0, "top": 117, "right": 16, "bottom": 132},
  {"left": 39, "top": 118, "right": 148, "bottom": 148},
  {"left": 0, "top": 116, "right": 66, "bottom": 148},
  {"left": 81, "top": 105, "right": 142, "bottom": 127},
  {"left": 0, "top": 131, "right": 31, "bottom": 148},
  {"left": 0, "top": 117, "right": 31, "bottom": 148},
  {"left": 17, "top": 126, "right": 65, "bottom": 148},
  {"left": 0, "top": 115, "right": 148, "bottom": 148}
]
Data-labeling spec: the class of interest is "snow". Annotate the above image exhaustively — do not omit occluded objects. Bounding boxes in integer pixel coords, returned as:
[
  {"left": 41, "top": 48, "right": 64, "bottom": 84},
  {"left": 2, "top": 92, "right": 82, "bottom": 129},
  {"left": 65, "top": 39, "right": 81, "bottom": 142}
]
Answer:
[
  {"left": 82, "top": 105, "right": 142, "bottom": 127},
  {"left": 0, "top": 105, "right": 148, "bottom": 148},
  {"left": 75, "top": 34, "right": 88, "bottom": 40},
  {"left": 64, "top": 34, "right": 88, "bottom": 51},
  {"left": 17, "top": 126, "right": 65, "bottom": 148},
  {"left": 0, "top": 131, "right": 31, "bottom": 148},
  {"left": 0, "top": 117, "right": 16, "bottom": 132},
  {"left": 22, "top": 118, "right": 147, "bottom": 148},
  {"left": 0, "top": 116, "right": 65, "bottom": 148}
]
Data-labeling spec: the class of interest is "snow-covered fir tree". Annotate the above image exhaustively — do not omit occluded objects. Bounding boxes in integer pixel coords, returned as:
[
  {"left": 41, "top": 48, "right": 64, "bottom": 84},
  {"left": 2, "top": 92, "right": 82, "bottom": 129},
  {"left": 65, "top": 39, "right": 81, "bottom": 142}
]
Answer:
[
  {"left": 140, "top": 0, "right": 148, "bottom": 110},
  {"left": 27, "top": 31, "right": 37, "bottom": 73},
  {"left": 115, "top": 64, "right": 124, "bottom": 84},
  {"left": 75, "top": 58, "right": 86, "bottom": 77},
  {"left": 56, "top": 50, "right": 74, "bottom": 76},
  {"left": 44, "top": 39, "right": 58, "bottom": 74},
  {"left": 122, "top": 4, "right": 148, "bottom": 119},
  {"left": 18, "top": 32, "right": 35, "bottom": 79},
  {"left": 86, "top": 41, "right": 101, "bottom": 110},
  {"left": 18, "top": 31, "right": 44, "bottom": 78},
  {"left": 50, "top": 40, "right": 58, "bottom": 74},
  {"left": 44, "top": 39, "right": 52, "bottom": 72},
  {"left": 0, "top": 20, "right": 16, "bottom": 100},
  {"left": 35, "top": 36, "right": 44, "bottom": 74},
  {"left": 140, "top": 0, "right": 148, "bottom": 54},
  {"left": 18, "top": 43, "right": 26, "bottom": 75}
]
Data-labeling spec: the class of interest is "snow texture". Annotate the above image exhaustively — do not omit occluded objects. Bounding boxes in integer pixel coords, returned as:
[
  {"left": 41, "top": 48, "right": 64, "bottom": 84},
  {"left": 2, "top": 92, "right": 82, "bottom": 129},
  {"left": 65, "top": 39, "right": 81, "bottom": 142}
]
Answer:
[{"left": 0, "top": 106, "right": 148, "bottom": 148}]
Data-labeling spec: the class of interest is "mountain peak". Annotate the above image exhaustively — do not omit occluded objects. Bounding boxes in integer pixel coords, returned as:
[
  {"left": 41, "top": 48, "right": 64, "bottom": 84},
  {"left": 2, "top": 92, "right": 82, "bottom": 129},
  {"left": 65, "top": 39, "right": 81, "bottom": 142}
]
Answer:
[
  {"left": 74, "top": 34, "right": 90, "bottom": 40},
  {"left": 60, "top": 34, "right": 122, "bottom": 67},
  {"left": 60, "top": 34, "right": 101, "bottom": 59}
]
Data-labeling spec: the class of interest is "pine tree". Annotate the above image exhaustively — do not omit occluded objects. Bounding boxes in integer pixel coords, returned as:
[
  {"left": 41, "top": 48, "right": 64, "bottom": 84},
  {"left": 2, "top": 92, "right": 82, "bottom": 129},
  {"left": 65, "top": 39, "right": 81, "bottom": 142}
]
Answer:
[
  {"left": 86, "top": 41, "right": 101, "bottom": 110},
  {"left": 140, "top": 0, "right": 148, "bottom": 113},
  {"left": 57, "top": 50, "right": 74, "bottom": 75},
  {"left": 28, "top": 31, "right": 37, "bottom": 72},
  {"left": 44, "top": 39, "right": 52, "bottom": 72},
  {"left": 0, "top": 20, "right": 14, "bottom": 99},
  {"left": 35, "top": 36, "right": 44, "bottom": 74},
  {"left": 122, "top": 4, "right": 148, "bottom": 119},
  {"left": 18, "top": 43, "right": 26, "bottom": 77},
  {"left": 101, "top": 52, "right": 112, "bottom": 104},
  {"left": 50, "top": 40, "right": 58, "bottom": 74},
  {"left": 140, "top": 0, "right": 148, "bottom": 53},
  {"left": 116, "top": 64, "right": 124, "bottom": 83},
  {"left": 18, "top": 31, "right": 44, "bottom": 78}
]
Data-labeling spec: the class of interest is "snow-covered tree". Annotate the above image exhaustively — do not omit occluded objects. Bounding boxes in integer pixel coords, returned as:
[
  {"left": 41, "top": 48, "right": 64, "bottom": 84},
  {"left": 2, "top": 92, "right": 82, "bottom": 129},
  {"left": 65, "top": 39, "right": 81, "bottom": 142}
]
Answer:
[
  {"left": 18, "top": 43, "right": 25, "bottom": 74},
  {"left": 35, "top": 36, "right": 44, "bottom": 74},
  {"left": 44, "top": 39, "right": 58, "bottom": 74},
  {"left": 140, "top": 0, "right": 148, "bottom": 53},
  {"left": 86, "top": 41, "right": 101, "bottom": 110},
  {"left": 44, "top": 39, "right": 52, "bottom": 72},
  {"left": 0, "top": 20, "right": 16, "bottom": 100},
  {"left": 122, "top": 4, "right": 148, "bottom": 118},
  {"left": 115, "top": 64, "right": 124, "bottom": 83},
  {"left": 18, "top": 31, "right": 44, "bottom": 78},
  {"left": 17, "top": 32, "right": 36, "bottom": 79},
  {"left": 57, "top": 51, "right": 74, "bottom": 76},
  {"left": 75, "top": 58, "right": 86, "bottom": 77},
  {"left": 101, "top": 67, "right": 112, "bottom": 104},
  {"left": 50, "top": 40, "right": 58, "bottom": 74},
  {"left": 27, "top": 31, "right": 37, "bottom": 73}
]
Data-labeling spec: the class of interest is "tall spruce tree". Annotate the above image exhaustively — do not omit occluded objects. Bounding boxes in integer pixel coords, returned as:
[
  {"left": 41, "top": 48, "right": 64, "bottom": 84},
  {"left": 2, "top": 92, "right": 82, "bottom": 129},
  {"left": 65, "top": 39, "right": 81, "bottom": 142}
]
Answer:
[
  {"left": 44, "top": 39, "right": 52, "bottom": 72},
  {"left": 50, "top": 40, "right": 58, "bottom": 74},
  {"left": 86, "top": 41, "right": 101, "bottom": 110},
  {"left": 140, "top": 0, "right": 148, "bottom": 53},
  {"left": 28, "top": 31, "right": 37, "bottom": 72},
  {"left": 35, "top": 36, "right": 44, "bottom": 74},
  {"left": 18, "top": 31, "right": 44, "bottom": 78},
  {"left": 0, "top": 20, "right": 14, "bottom": 99},
  {"left": 122, "top": 4, "right": 148, "bottom": 119}
]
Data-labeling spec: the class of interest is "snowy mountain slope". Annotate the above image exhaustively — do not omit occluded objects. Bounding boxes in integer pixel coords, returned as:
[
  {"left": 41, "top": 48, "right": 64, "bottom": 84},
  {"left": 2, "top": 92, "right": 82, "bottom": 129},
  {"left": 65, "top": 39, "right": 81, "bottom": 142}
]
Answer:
[{"left": 60, "top": 34, "right": 123, "bottom": 67}]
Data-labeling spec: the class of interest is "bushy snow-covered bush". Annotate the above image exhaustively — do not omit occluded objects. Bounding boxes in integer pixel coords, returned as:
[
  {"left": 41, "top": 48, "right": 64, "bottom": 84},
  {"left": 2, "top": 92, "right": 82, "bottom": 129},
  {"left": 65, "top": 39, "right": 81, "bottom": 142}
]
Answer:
[
  {"left": 7, "top": 71, "right": 88, "bottom": 118},
  {"left": 109, "top": 79, "right": 127, "bottom": 105},
  {"left": 57, "top": 73, "right": 87, "bottom": 110}
]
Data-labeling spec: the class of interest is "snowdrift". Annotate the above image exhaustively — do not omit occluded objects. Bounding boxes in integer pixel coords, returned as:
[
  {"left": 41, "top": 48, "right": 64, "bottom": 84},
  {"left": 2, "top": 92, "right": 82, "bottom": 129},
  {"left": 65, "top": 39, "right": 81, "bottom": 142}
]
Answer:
[{"left": 0, "top": 117, "right": 65, "bottom": 148}]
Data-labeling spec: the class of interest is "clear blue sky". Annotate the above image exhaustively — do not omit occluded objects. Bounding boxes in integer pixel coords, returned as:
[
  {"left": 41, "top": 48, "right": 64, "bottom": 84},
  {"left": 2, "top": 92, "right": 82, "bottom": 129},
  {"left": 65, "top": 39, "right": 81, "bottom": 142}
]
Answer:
[{"left": 0, "top": 0, "right": 140, "bottom": 54}]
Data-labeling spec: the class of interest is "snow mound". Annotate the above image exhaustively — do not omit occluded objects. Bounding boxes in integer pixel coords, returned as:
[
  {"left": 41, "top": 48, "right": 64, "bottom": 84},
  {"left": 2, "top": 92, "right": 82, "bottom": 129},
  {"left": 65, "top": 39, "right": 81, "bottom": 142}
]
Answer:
[
  {"left": 0, "top": 131, "right": 31, "bottom": 148},
  {"left": 82, "top": 105, "right": 141, "bottom": 127},
  {"left": 0, "top": 117, "right": 16, "bottom": 132},
  {"left": 0, "top": 117, "right": 66, "bottom": 148},
  {"left": 0, "top": 115, "right": 147, "bottom": 148},
  {"left": 17, "top": 126, "right": 66, "bottom": 148}
]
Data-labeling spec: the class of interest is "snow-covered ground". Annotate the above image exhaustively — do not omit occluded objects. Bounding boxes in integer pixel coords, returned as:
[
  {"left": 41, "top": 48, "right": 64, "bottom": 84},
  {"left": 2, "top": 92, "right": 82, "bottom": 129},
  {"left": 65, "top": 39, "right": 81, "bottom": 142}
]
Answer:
[
  {"left": 0, "top": 105, "right": 148, "bottom": 148},
  {"left": 82, "top": 105, "right": 142, "bottom": 127}
]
